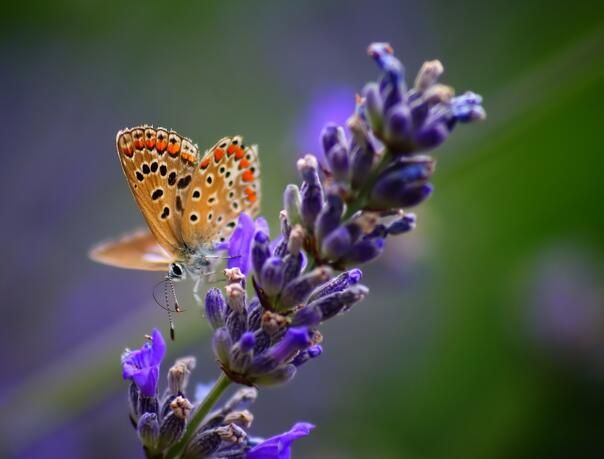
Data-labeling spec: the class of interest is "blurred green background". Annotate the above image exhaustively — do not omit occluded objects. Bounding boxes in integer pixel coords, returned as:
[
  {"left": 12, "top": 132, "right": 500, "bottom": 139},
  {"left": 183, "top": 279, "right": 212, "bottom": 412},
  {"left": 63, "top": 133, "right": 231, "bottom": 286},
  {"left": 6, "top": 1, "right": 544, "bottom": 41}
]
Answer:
[{"left": 1, "top": 1, "right": 604, "bottom": 458}]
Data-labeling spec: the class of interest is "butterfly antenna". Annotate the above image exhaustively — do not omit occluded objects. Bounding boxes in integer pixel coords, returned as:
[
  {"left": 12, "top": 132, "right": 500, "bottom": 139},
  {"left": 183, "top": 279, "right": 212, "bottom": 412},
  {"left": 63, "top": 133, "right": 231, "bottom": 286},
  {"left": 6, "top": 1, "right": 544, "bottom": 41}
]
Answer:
[
  {"left": 152, "top": 278, "right": 180, "bottom": 341},
  {"left": 165, "top": 278, "right": 176, "bottom": 341}
]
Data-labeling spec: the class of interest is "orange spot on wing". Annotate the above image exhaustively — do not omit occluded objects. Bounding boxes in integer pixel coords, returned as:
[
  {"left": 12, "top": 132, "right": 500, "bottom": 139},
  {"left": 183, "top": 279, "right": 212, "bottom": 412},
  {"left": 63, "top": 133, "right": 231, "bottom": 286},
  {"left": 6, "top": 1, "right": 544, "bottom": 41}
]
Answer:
[
  {"left": 168, "top": 143, "right": 180, "bottom": 156},
  {"left": 234, "top": 147, "right": 245, "bottom": 159},
  {"left": 156, "top": 133, "right": 168, "bottom": 153},
  {"left": 227, "top": 144, "right": 237, "bottom": 155},
  {"left": 118, "top": 134, "right": 134, "bottom": 157},
  {"left": 132, "top": 129, "right": 145, "bottom": 150},
  {"left": 239, "top": 159, "right": 250, "bottom": 169},
  {"left": 214, "top": 148, "right": 225, "bottom": 161},
  {"left": 144, "top": 129, "right": 156, "bottom": 149},
  {"left": 121, "top": 145, "right": 134, "bottom": 156},
  {"left": 244, "top": 187, "right": 257, "bottom": 202},
  {"left": 181, "top": 152, "right": 196, "bottom": 163},
  {"left": 199, "top": 157, "right": 210, "bottom": 169},
  {"left": 242, "top": 170, "right": 254, "bottom": 182}
]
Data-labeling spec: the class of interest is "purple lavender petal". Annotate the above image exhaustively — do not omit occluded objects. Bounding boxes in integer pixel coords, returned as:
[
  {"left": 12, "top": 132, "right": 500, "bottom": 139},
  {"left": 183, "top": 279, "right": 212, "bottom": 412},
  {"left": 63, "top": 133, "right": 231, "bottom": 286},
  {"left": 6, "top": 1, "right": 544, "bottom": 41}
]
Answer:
[
  {"left": 228, "top": 213, "right": 256, "bottom": 275},
  {"left": 247, "top": 422, "right": 315, "bottom": 459}
]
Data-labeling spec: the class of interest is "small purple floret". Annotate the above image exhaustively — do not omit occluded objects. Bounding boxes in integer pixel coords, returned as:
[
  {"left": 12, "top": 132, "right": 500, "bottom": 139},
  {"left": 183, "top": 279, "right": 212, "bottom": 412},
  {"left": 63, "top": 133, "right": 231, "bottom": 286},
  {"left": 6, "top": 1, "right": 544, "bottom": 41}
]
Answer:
[{"left": 121, "top": 328, "right": 166, "bottom": 397}]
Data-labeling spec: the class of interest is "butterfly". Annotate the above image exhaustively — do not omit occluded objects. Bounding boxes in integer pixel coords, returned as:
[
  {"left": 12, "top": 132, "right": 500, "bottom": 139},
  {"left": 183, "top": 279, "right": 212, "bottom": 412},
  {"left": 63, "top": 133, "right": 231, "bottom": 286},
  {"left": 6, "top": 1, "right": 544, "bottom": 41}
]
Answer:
[{"left": 90, "top": 126, "right": 261, "bottom": 334}]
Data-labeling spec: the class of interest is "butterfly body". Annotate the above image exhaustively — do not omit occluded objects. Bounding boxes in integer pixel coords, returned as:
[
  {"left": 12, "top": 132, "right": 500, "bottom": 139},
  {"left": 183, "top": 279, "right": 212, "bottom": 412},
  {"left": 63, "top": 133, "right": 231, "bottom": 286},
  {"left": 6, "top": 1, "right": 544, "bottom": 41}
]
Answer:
[{"left": 90, "top": 126, "right": 261, "bottom": 281}]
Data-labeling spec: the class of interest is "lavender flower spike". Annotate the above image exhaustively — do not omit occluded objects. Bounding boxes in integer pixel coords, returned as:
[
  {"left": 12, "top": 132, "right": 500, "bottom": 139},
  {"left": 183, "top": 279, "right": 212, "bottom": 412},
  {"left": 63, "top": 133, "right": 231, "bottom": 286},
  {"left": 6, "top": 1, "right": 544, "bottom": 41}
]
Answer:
[
  {"left": 122, "top": 328, "right": 166, "bottom": 397},
  {"left": 247, "top": 422, "right": 315, "bottom": 459}
]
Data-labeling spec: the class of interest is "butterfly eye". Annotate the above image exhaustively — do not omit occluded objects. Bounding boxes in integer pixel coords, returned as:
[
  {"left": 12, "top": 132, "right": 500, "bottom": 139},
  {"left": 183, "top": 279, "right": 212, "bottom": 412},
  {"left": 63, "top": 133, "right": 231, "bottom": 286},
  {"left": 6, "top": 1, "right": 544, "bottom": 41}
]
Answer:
[{"left": 169, "top": 262, "right": 186, "bottom": 281}]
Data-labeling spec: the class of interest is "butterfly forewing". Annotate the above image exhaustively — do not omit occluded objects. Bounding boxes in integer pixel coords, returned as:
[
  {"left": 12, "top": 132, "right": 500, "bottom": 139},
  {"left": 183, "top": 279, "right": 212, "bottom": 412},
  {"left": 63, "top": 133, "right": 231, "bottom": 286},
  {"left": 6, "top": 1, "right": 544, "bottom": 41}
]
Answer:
[
  {"left": 180, "top": 136, "right": 261, "bottom": 247},
  {"left": 116, "top": 126, "right": 200, "bottom": 256}
]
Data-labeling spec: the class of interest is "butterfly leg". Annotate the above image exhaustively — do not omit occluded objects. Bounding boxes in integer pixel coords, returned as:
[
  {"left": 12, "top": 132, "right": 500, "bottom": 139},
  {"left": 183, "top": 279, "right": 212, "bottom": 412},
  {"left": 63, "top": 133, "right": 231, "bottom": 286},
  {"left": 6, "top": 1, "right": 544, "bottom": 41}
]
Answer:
[{"left": 193, "top": 276, "right": 204, "bottom": 305}]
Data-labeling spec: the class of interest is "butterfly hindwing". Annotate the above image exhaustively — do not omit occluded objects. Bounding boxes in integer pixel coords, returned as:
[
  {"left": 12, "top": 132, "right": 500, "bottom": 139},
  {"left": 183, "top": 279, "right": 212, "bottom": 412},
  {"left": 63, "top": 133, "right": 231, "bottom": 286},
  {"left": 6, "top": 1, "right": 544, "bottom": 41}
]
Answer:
[
  {"left": 116, "top": 126, "right": 199, "bottom": 256},
  {"left": 180, "top": 136, "right": 261, "bottom": 248},
  {"left": 89, "top": 229, "right": 175, "bottom": 271}
]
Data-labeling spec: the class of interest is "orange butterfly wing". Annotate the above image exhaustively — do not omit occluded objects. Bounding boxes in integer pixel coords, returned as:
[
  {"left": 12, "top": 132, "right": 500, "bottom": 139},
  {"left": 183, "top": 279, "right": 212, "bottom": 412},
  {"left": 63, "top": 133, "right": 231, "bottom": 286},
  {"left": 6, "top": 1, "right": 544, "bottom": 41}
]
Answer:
[
  {"left": 116, "top": 126, "right": 200, "bottom": 257},
  {"left": 180, "top": 136, "right": 261, "bottom": 248}
]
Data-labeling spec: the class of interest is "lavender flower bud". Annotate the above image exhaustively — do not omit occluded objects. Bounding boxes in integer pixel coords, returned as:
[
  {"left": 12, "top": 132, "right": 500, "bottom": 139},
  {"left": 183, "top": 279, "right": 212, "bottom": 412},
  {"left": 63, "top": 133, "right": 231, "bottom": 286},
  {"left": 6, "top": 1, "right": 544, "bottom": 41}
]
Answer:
[
  {"left": 137, "top": 412, "right": 159, "bottom": 449},
  {"left": 250, "top": 327, "right": 311, "bottom": 374},
  {"left": 297, "top": 154, "right": 321, "bottom": 185},
  {"left": 387, "top": 213, "right": 416, "bottom": 235},
  {"left": 326, "top": 144, "right": 350, "bottom": 182},
  {"left": 321, "top": 123, "right": 348, "bottom": 181},
  {"left": 167, "top": 356, "right": 196, "bottom": 394},
  {"left": 128, "top": 382, "right": 139, "bottom": 419},
  {"left": 292, "top": 345, "right": 323, "bottom": 366},
  {"left": 307, "top": 269, "right": 363, "bottom": 302},
  {"left": 348, "top": 120, "right": 377, "bottom": 188},
  {"left": 300, "top": 182, "right": 324, "bottom": 229},
  {"left": 212, "top": 327, "right": 232, "bottom": 365},
  {"left": 251, "top": 231, "right": 271, "bottom": 279},
  {"left": 281, "top": 252, "right": 304, "bottom": 289},
  {"left": 253, "top": 364, "right": 297, "bottom": 386},
  {"left": 384, "top": 104, "right": 411, "bottom": 146},
  {"left": 158, "top": 412, "right": 185, "bottom": 450},
  {"left": 225, "top": 283, "right": 246, "bottom": 313},
  {"left": 321, "top": 226, "right": 352, "bottom": 260},
  {"left": 283, "top": 184, "right": 302, "bottom": 226},
  {"left": 158, "top": 397, "right": 191, "bottom": 449},
  {"left": 139, "top": 396, "right": 159, "bottom": 416},
  {"left": 224, "top": 410, "right": 254, "bottom": 429},
  {"left": 287, "top": 225, "right": 305, "bottom": 255},
  {"left": 316, "top": 284, "right": 369, "bottom": 320},
  {"left": 370, "top": 160, "right": 434, "bottom": 209},
  {"left": 414, "top": 121, "right": 449, "bottom": 150},
  {"left": 315, "top": 193, "right": 344, "bottom": 245},
  {"left": 184, "top": 431, "right": 221, "bottom": 459},
  {"left": 451, "top": 91, "right": 486, "bottom": 122},
  {"left": 253, "top": 329, "right": 271, "bottom": 354},
  {"left": 414, "top": 59, "right": 444, "bottom": 91},
  {"left": 204, "top": 288, "right": 226, "bottom": 330},
  {"left": 230, "top": 332, "right": 256, "bottom": 373},
  {"left": 247, "top": 298, "right": 262, "bottom": 331},
  {"left": 345, "top": 238, "right": 385, "bottom": 264},
  {"left": 291, "top": 305, "right": 322, "bottom": 327},
  {"left": 266, "top": 327, "right": 311, "bottom": 363},
  {"left": 321, "top": 123, "right": 347, "bottom": 155},
  {"left": 280, "top": 267, "right": 332, "bottom": 308},
  {"left": 261, "top": 257, "right": 285, "bottom": 296},
  {"left": 184, "top": 424, "right": 245, "bottom": 459},
  {"left": 362, "top": 82, "right": 384, "bottom": 133},
  {"left": 423, "top": 84, "right": 454, "bottom": 106},
  {"left": 226, "top": 309, "right": 247, "bottom": 343}
]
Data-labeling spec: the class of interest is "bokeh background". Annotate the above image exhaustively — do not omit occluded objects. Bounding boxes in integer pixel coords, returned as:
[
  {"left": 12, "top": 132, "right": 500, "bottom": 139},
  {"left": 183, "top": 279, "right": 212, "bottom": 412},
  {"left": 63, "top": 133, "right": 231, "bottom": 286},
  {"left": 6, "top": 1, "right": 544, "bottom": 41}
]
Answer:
[{"left": 2, "top": 1, "right": 604, "bottom": 458}]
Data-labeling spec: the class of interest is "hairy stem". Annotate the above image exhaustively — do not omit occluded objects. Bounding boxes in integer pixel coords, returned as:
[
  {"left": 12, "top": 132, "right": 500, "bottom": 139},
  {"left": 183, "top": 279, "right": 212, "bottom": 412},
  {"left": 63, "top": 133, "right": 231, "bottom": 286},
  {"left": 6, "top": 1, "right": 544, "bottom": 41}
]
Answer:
[{"left": 165, "top": 373, "right": 232, "bottom": 459}]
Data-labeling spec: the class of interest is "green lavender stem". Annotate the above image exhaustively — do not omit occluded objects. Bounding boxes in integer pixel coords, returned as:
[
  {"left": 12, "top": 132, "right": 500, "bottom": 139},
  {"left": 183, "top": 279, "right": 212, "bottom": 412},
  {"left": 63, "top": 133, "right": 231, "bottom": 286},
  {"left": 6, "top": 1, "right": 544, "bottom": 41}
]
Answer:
[{"left": 165, "top": 373, "right": 232, "bottom": 459}]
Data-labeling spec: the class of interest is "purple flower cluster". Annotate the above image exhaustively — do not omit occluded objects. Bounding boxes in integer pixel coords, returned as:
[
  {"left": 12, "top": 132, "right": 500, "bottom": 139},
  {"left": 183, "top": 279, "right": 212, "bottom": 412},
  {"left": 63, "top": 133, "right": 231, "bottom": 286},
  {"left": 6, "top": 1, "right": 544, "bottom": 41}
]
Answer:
[
  {"left": 120, "top": 42, "right": 484, "bottom": 459},
  {"left": 122, "top": 330, "right": 313, "bottom": 458},
  {"left": 288, "top": 42, "right": 485, "bottom": 270},
  {"left": 206, "top": 262, "right": 366, "bottom": 386}
]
